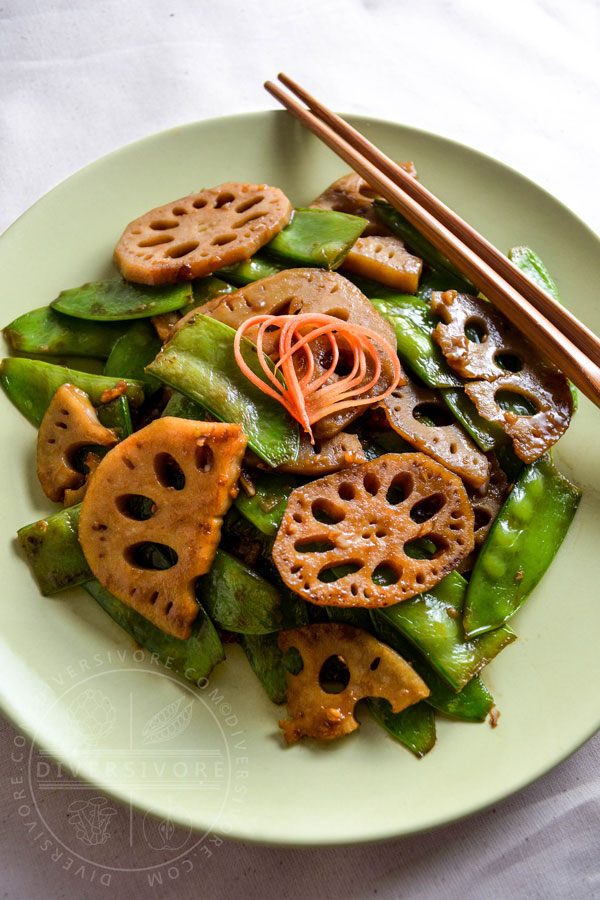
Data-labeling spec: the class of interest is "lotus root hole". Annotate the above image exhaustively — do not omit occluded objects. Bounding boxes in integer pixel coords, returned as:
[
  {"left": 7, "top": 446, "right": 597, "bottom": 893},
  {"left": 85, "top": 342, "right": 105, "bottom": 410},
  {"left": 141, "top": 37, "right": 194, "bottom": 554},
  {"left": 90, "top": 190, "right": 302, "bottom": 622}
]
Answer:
[
  {"left": 165, "top": 241, "right": 199, "bottom": 259},
  {"left": 172, "top": 207, "right": 187, "bottom": 215},
  {"left": 214, "top": 192, "right": 235, "bottom": 208},
  {"left": 211, "top": 233, "right": 237, "bottom": 247},
  {"left": 371, "top": 563, "right": 401, "bottom": 586},
  {"left": 236, "top": 195, "right": 263, "bottom": 213},
  {"left": 150, "top": 220, "right": 179, "bottom": 231},
  {"left": 318, "top": 562, "right": 362, "bottom": 583},
  {"left": 363, "top": 472, "right": 380, "bottom": 496},
  {"left": 311, "top": 499, "right": 345, "bottom": 525},
  {"left": 126, "top": 542, "right": 178, "bottom": 571},
  {"left": 370, "top": 656, "right": 381, "bottom": 671},
  {"left": 386, "top": 473, "right": 413, "bottom": 505},
  {"left": 196, "top": 444, "right": 214, "bottom": 472},
  {"left": 495, "top": 389, "right": 539, "bottom": 417},
  {"left": 474, "top": 508, "right": 492, "bottom": 531},
  {"left": 154, "top": 453, "right": 186, "bottom": 490},
  {"left": 412, "top": 402, "right": 455, "bottom": 427},
  {"left": 338, "top": 482, "right": 356, "bottom": 502},
  {"left": 293, "top": 513, "right": 303, "bottom": 523},
  {"left": 410, "top": 493, "right": 445, "bottom": 524},
  {"left": 192, "top": 198, "right": 207, "bottom": 209},
  {"left": 325, "top": 307, "right": 350, "bottom": 322},
  {"left": 149, "top": 591, "right": 159, "bottom": 605},
  {"left": 464, "top": 317, "right": 488, "bottom": 343},
  {"left": 138, "top": 234, "right": 174, "bottom": 248},
  {"left": 318, "top": 655, "right": 350, "bottom": 694},
  {"left": 294, "top": 538, "right": 336, "bottom": 554},
  {"left": 116, "top": 494, "right": 157, "bottom": 521},
  {"left": 494, "top": 352, "right": 523, "bottom": 372}
]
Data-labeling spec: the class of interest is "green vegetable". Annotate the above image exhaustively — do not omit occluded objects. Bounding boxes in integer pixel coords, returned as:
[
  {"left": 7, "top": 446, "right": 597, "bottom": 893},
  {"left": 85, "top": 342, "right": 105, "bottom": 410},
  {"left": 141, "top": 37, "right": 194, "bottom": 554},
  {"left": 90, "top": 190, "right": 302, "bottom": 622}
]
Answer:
[
  {"left": 464, "top": 454, "right": 580, "bottom": 637},
  {"left": 17, "top": 505, "right": 92, "bottom": 595},
  {"left": 51, "top": 277, "right": 192, "bottom": 321},
  {"left": 197, "top": 550, "right": 287, "bottom": 634},
  {"left": 370, "top": 295, "right": 461, "bottom": 388},
  {"left": 192, "top": 276, "right": 236, "bottom": 304},
  {"left": 239, "top": 633, "right": 288, "bottom": 703},
  {"left": 96, "top": 395, "right": 133, "bottom": 440},
  {"left": 0, "top": 357, "right": 144, "bottom": 426},
  {"left": 263, "top": 208, "right": 367, "bottom": 269},
  {"left": 161, "top": 391, "right": 207, "bottom": 420},
  {"left": 376, "top": 571, "right": 516, "bottom": 690},
  {"left": 234, "top": 472, "right": 296, "bottom": 536},
  {"left": 104, "top": 319, "right": 162, "bottom": 395},
  {"left": 3, "top": 306, "right": 126, "bottom": 358},
  {"left": 370, "top": 609, "right": 494, "bottom": 721},
  {"left": 217, "top": 257, "right": 285, "bottom": 286},
  {"left": 509, "top": 245, "right": 577, "bottom": 410},
  {"left": 84, "top": 580, "right": 224, "bottom": 682},
  {"left": 366, "top": 699, "right": 436, "bottom": 757},
  {"left": 146, "top": 314, "right": 299, "bottom": 467},
  {"left": 441, "top": 388, "right": 505, "bottom": 452},
  {"left": 373, "top": 200, "right": 474, "bottom": 293}
]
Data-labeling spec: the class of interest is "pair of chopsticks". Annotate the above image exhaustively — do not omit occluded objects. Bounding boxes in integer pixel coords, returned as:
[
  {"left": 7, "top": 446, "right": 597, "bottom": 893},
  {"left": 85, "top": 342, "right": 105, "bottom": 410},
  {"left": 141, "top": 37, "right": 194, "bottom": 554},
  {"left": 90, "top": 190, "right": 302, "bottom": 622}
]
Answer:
[{"left": 264, "top": 74, "right": 600, "bottom": 410}]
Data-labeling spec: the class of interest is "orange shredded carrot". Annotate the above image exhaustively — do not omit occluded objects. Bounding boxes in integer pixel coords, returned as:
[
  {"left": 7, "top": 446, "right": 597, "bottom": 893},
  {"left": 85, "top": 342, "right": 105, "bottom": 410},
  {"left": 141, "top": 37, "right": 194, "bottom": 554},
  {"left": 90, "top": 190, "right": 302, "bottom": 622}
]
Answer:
[{"left": 233, "top": 313, "right": 403, "bottom": 441}]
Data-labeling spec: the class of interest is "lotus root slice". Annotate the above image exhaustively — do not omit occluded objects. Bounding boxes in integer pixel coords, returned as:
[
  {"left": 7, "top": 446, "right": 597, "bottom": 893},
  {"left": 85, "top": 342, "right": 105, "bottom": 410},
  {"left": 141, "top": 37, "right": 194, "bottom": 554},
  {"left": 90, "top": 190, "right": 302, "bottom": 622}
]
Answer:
[
  {"left": 278, "top": 623, "right": 429, "bottom": 742},
  {"left": 272, "top": 453, "right": 474, "bottom": 608},
  {"left": 114, "top": 182, "right": 292, "bottom": 285},
  {"left": 341, "top": 236, "right": 423, "bottom": 293},
  {"left": 381, "top": 380, "right": 489, "bottom": 488},
  {"left": 37, "top": 384, "right": 118, "bottom": 503},
  {"left": 431, "top": 290, "right": 572, "bottom": 461},
  {"left": 458, "top": 456, "right": 509, "bottom": 574},
  {"left": 278, "top": 431, "right": 366, "bottom": 475},
  {"left": 79, "top": 417, "right": 247, "bottom": 639},
  {"left": 309, "top": 166, "right": 417, "bottom": 236},
  {"left": 198, "top": 268, "right": 400, "bottom": 439}
]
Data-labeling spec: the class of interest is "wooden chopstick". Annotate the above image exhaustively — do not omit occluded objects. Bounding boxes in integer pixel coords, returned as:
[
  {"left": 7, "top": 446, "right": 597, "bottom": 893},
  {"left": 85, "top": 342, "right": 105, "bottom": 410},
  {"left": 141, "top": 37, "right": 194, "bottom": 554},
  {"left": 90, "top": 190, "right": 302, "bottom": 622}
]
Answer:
[{"left": 264, "top": 76, "right": 600, "bottom": 410}]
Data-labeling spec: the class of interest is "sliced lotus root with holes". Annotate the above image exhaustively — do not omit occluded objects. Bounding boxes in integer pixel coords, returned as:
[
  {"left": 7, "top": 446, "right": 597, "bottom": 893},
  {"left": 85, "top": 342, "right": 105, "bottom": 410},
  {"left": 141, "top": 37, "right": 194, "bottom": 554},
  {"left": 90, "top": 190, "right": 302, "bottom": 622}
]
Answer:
[
  {"left": 272, "top": 453, "right": 474, "bottom": 608},
  {"left": 431, "top": 290, "right": 572, "bottom": 461},
  {"left": 278, "top": 432, "right": 366, "bottom": 475},
  {"left": 309, "top": 165, "right": 417, "bottom": 237},
  {"left": 113, "top": 183, "right": 293, "bottom": 285},
  {"left": 381, "top": 381, "right": 489, "bottom": 489},
  {"left": 278, "top": 622, "right": 429, "bottom": 743},
  {"left": 199, "top": 268, "right": 400, "bottom": 439},
  {"left": 79, "top": 417, "right": 247, "bottom": 639},
  {"left": 457, "top": 456, "right": 509, "bottom": 574},
  {"left": 465, "top": 368, "right": 572, "bottom": 463},
  {"left": 341, "top": 236, "right": 423, "bottom": 293},
  {"left": 37, "top": 384, "right": 118, "bottom": 503}
]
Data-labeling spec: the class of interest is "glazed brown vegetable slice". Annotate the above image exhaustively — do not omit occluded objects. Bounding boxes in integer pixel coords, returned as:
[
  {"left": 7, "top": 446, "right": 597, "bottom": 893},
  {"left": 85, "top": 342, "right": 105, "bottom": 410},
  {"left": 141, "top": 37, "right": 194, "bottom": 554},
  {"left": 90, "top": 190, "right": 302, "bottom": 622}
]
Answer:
[
  {"left": 341, "top": 236, "right": 423, "bottom": 294},
  {"left": 199, "top": 268, "right": 400, "bottom": 439},
  {"left": 114, "top": 182, "right": 293, "bottom": 285},
  {"left": 278, "top": 622, "right": 429, "bottom": 742},
  {"left": 309, "top": 165, "right": 417, "bottom": 236},
  {"left": 431, "top": 290, "right": 572, "bottom": 462},
  {"left": 37, "top": 384, "right": 118, "bottom": 503},
  {"left": 272, "top": 453, "right": 474, "bottom": 608},
  {"left": 79, "top": 417, "right": 247, "bottom": 639},
  {"left": 278, "top": 431, "right": 366, "bottom": 475},
  {"left": 457, "top": 456, "right": 509, "bottom": 574},
  {"left": 381, "top": 381, "right": 490, "bottom": 489}
]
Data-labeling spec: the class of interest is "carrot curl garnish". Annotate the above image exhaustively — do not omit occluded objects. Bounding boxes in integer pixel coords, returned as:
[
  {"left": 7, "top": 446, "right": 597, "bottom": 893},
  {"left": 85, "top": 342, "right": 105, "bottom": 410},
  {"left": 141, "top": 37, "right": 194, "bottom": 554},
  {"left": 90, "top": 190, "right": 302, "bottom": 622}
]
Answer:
[{"left": 233, "top": 313, "right": 403, "bottom": 441}]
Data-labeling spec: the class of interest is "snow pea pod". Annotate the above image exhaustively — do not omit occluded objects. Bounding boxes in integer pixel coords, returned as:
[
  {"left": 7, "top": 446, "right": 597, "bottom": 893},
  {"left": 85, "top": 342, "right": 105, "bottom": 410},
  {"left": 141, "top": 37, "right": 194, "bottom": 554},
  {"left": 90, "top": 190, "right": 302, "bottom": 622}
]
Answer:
[
  {"left": 239, "top": 633, "right": 289, "bottom": 704},
  {"left": 373, "top": 200, "right": 474, "bottom": 293},
  {"left": 0, "top": 357, "right": 144, "bottom": 426},
  {"left": 464, "top": 454, "right": 580, "bottom": 637},
  {"left": 96, "top": 395, "right": 133, "bottom": 440},
  {"left": 216, "top": 257, "right": 285, "bottom": 287},
  {"left": 3, "top": 306, "right": 126, "bottom": 358},
  {"left": 366, "top": 699, "right": 436, "bottom": 757},
  {"left": 84, "top": 580, "right": 224, "bottom": 682},
  {"left": 192, "top": 276, "right": 236, "bottom": 304},
  {"left": 51, "top": 277, "right": 193, "bottom": 321},
  {"left": 146, "top": 314, "right": 300, "bottom": 466},
  {"left": 18, "top": 504, "right": 91, "bottom": 595},
  {"left": 197, "top": 549, "right": 288, "bottom": 634},
  {"left": 370, "top": 608, "right": 494, "bottom": 721},
  {"left": 104, "top": 319, "right": 162, "bottom": 395},
  {"left": 234, "top": 472, "right": 296, "bottom": 537},
  {"left": 161, "top": 391, "right": 207, "bottom": 420},
  {"left": 440, "top": 388, "right": 506, "bottom": 452},
  {"left": 377, "top": 571, "right": 516, "bottom": 690},
  {"left": 263, "top": 208, "right": 367, "bottom": 269}
]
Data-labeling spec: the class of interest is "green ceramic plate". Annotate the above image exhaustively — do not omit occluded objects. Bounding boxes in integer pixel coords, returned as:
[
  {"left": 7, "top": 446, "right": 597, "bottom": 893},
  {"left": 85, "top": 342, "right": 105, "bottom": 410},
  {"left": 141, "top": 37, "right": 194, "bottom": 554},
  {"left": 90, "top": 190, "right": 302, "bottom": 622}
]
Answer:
[{"left": 1, "top": 112, "right": 599, "bottom": 846}]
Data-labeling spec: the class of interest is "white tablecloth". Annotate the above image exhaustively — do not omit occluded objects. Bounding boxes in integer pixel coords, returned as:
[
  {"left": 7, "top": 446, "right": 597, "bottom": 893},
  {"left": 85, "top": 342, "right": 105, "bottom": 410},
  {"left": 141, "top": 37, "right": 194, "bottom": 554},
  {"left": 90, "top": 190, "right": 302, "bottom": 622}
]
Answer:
[{"left": 1, "top": 1, "right": 599, "bottom": 897}]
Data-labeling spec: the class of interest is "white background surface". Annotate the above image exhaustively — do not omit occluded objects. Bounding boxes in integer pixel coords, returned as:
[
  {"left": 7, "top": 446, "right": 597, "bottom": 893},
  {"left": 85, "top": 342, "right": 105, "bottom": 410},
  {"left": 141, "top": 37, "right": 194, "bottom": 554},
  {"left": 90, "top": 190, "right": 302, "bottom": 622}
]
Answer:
[{"left": 1, "top": 0, "right": 599, "bottom": 897}]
